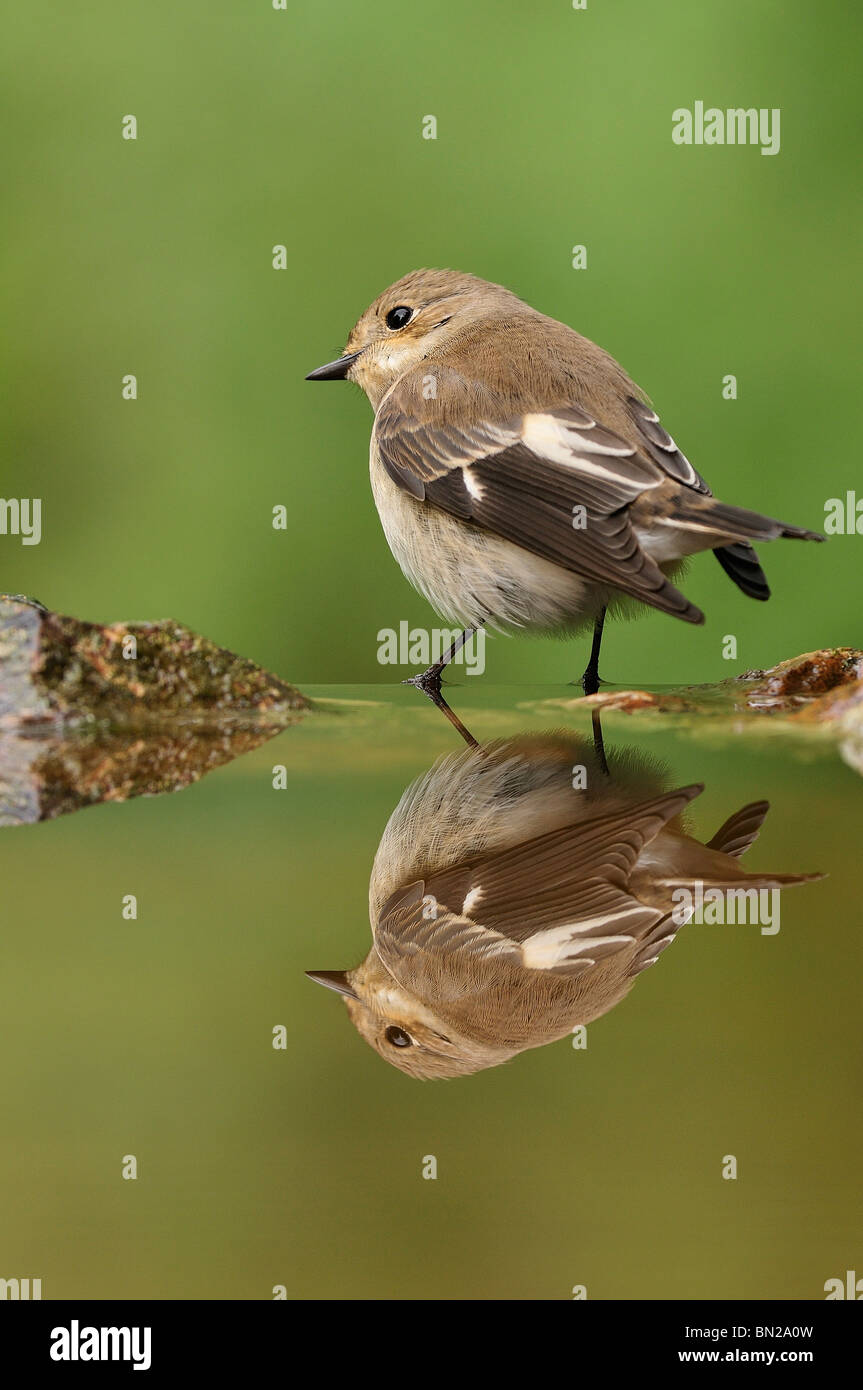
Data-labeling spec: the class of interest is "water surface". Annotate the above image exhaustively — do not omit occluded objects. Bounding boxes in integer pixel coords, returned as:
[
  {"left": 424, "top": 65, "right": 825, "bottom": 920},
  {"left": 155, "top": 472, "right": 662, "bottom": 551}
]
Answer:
[{"left": 1, "top": 684, "right": 859, "bottom": 1299}]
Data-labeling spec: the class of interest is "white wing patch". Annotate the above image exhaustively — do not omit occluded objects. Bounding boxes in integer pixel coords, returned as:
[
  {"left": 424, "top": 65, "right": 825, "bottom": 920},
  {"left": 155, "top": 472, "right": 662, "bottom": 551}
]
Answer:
[
  {"left": 521, "top": 412, "right": 635, "bottom": 462},
  {"left": 521, "top": 925, "right": 634, "bottom": 972},
  {"left": 462, "top": 885, "right": 484, "bottom": 915},
  {"left": 461, "top": 467, "right": 484, "bottom": 501}
]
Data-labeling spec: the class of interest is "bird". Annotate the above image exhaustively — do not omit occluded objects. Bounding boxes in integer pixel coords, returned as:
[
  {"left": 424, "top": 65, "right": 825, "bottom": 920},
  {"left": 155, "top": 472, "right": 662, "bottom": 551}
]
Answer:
[
  {"left": 306, "top": 269, "right": 823, "bottom": 694},
  {"left": 306, "top": 731, "right": 821, "bottom": 1079}
]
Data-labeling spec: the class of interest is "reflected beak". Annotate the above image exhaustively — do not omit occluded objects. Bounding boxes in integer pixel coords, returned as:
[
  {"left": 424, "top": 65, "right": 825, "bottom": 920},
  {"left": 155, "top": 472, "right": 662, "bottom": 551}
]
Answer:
[
  {"left": 305, "top": 350, "right": 361, "bottom": 381},
  {"left": 305, "top": 970, "right": 358, "bottom": 1000}
]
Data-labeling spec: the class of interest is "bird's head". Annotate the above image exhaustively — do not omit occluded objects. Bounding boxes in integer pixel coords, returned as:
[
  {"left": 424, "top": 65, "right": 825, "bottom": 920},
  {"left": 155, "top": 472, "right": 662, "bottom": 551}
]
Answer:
[
  {"left": 305, "top": 954, "right": 512, "bottom": 1080},
  {"left": 305, "top": 268, "right": 524, "bottom": 408}
]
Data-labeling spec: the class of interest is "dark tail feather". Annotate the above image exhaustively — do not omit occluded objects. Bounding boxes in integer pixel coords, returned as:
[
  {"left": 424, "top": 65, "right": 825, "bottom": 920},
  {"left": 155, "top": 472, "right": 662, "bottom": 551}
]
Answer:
[
  {"left": 674, "top": 496, "right": 824, "bottom": 545},
  {"left": 707, "top": 800, "right": 769, "bottom": 857},
  {"left": 713, "top": 541, "right": 771, "bottom": 600}
]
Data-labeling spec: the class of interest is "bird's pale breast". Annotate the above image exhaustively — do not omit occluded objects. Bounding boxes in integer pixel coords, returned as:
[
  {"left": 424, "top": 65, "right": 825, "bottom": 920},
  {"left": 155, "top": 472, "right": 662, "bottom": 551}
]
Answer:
[{"left": 369, "top": 442, "right": 606, "bottom": 633}]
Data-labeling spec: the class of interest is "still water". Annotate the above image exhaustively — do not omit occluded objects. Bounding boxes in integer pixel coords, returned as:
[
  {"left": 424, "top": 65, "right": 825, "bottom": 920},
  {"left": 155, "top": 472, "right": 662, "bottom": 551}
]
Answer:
[{"left": 1, "top": 684, "right": 860, "bottom": 1299}]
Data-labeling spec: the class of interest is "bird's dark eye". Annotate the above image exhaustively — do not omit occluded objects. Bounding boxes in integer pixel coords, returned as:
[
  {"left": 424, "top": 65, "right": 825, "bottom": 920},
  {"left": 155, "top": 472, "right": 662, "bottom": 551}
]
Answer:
[
  {"left": 385, "top": 1025, "right": 413, "bottom": 1048},
  {"left": 385, "top": 305, "right": 413, "bottom": 330}
]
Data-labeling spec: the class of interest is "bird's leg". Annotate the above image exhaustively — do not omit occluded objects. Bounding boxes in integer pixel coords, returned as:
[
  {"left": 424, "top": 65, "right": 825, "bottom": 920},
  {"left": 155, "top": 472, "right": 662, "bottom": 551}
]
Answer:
[
  {"left": 421, "top": 685, "right": 479, "bottom": 748},
  {"left": 403, "top": 623, "right": 481, "bottom": 691},
  {"left": 580, "top": 607, "right": 607, "bottom": 696},
  {"left": 591, "top": 707, "right": 610, "bottom": 777},
  {"left": 403, "top": 624, "right": 482, "bottom": 747}
]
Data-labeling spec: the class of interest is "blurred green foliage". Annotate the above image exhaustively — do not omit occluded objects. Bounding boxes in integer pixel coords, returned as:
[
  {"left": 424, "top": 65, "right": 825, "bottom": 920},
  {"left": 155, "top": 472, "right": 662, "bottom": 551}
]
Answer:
[
  {"left": 2, "top": 5, "right": 860, "bottom": 1302},
  {"left": 1, "top": 1, "right": 859, "bottom": 684}
]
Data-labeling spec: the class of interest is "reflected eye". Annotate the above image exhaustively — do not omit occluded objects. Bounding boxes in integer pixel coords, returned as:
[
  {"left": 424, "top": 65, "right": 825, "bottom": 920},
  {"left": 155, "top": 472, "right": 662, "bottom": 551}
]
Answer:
[
  {"left": 385, "top": 305, "right": 413, "bottom": 330},
  {"left": 385, "top": 1025, "right": 413, "bottom": 1048}
]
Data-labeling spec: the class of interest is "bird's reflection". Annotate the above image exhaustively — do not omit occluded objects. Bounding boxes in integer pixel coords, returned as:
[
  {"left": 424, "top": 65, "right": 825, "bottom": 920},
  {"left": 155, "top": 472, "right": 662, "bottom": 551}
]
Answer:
[{"left": 308, "top": 724, "right": 820, "bottom": 1078}]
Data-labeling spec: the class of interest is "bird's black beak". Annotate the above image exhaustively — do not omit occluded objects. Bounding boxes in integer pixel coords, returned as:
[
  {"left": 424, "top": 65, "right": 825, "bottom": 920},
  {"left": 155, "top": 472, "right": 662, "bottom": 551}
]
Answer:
[
  {"left": 305, "top": 970, "right": 358, "bottom": 1000},
  {"left": 305, "top": 350, "right": 361, "bottom": 382}
]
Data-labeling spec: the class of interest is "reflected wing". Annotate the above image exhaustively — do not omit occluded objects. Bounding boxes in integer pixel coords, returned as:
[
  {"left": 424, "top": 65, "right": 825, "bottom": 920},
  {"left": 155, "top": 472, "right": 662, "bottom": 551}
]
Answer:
[{"left": 375, "top": 784, "right": 703, "bottom": 984}]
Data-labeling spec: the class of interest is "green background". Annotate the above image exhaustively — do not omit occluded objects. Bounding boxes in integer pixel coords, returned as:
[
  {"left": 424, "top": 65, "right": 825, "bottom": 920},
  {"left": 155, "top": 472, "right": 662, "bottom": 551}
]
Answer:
[
  {"left": 2, "top": 0, "right": 859, "bottom": 685},
  {"left": 1, "top": 1, "right": 861, "bottom": 1305}
]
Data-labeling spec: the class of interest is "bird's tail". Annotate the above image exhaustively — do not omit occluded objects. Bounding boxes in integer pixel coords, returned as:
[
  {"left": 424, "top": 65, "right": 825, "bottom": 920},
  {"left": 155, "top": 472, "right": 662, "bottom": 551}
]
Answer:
[
  {"left": 627, "top": 804, "right": 823, "bottom": 975},
  {"left": 706, "top": 799, "right": 770, "bottom": 856},
  {"left": 663, "top": 495, "right": 823, "bottom": 602},
  {"left": 672, "top": 494, "right": 824, "bottom": 547},
  {"left": 713, "top": 541, "right": 771, "bottom": 600},
  {"left": 654, "top": 806, "right": 824, "bottom": 894}
]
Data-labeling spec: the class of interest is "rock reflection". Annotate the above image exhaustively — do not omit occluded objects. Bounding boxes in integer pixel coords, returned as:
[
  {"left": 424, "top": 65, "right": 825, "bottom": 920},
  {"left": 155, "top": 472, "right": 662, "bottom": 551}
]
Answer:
[
  {"left": 0, "top": 594, "right": 309, "bottom": 825},
  {"left": 0, "top": 723, "right": 290, "bottom": 827},
  {"left": 308, "top": 730, "right": 821, "bottom": 1079}
]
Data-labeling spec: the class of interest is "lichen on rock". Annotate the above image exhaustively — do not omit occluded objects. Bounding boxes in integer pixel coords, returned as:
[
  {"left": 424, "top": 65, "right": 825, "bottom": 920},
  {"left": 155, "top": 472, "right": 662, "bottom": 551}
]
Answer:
[{"left": 0, "top": 595, "right": 308, "bottom": 729}]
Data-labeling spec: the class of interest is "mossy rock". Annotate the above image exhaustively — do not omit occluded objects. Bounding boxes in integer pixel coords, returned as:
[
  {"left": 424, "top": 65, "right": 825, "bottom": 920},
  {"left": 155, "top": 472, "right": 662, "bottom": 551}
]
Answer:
[{"left": 0, "top": 596, "right": 308, "bottom": 728}]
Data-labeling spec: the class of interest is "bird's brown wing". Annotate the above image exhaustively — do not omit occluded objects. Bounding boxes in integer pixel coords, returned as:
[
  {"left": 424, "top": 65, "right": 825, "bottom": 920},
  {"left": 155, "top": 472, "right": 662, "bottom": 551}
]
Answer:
[
  {"left": 373, "top": 367, "right": 703, "bottom": 622},
  {"left": 626, "top": 396, "right": 770, "bottom": 599},
  {"left": 374, "top": 784, "right": 702, "bottom": 989},
  {"left": 624, "top": 395, "right": 710, "bottom": 493}
]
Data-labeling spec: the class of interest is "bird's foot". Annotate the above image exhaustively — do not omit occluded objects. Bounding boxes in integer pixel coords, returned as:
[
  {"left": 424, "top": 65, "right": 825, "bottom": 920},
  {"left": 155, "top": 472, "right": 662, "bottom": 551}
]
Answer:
[
  {"left": 402, "top": 669, "right": 477, "bottom": 747},
  {"left": 402, "top": 665, "right": 445, "bottom": 698},
  {"left": 579, "top": 670, "right": 604, "bottom": 697}
]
